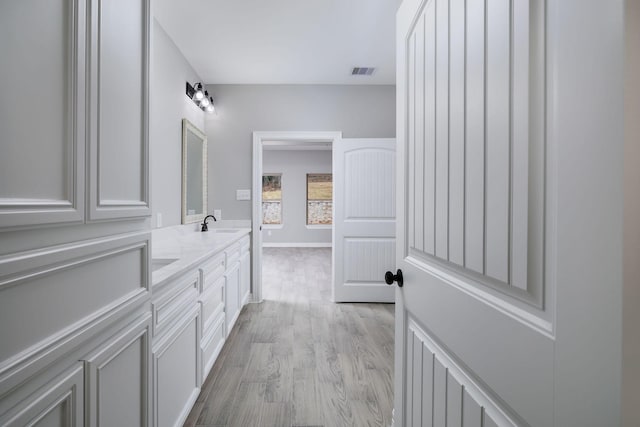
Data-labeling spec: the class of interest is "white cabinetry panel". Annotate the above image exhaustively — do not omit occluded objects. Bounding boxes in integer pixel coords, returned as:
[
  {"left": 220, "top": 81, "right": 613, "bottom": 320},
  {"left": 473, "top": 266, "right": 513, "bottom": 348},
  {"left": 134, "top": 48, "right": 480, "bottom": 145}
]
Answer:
[
  {"left": 1, "top": 0, "right": 152, "bottom": 424},
  {"left": 152, "top": 271, "right": 199, "bottom": 338},
  {"left": 149, "top": 230, "right": 251, "bottom": 425},
  {"left": 84, "top": 314, "right": 151, "bottom": 427},
  {"left": 225, "top": 262, "right": 240, "bottom": 337},
  {"left": 153, "top": 308, "right": 200, "bottom": 427},
  {"left": 201, "top": 252, "right": 226, "bottom": 293},
  {"left": 0, "top": 0, "right": 85, "bottom": 229},
  {"left": 200, "top": 276, "right": 225, "bottom": 334},
  {"left": 239, "top": 248, "right": 251, "bottom": 306},
  {"left": 87, "top": 0, "right": 150, "bottom": 220},
  {"left": 0, "top": 364, "right": 84, "bottom": 427},
  {"left": 0, "top": 232, "right": 150, "bottom": 396},
  {"left": 201, "top": 315, "right": 225, "bottom": 382}
]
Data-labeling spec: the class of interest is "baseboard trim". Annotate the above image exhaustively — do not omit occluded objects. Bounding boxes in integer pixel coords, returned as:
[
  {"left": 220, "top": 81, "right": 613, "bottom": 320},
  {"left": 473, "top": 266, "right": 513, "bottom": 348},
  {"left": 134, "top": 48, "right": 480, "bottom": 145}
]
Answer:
[{"left": 262, "top": 242, "right": 332, "bottom": 248}]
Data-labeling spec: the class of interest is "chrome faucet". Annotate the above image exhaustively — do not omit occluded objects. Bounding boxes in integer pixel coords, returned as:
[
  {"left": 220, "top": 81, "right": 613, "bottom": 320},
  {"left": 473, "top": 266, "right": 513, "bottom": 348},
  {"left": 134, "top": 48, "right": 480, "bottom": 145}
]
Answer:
[{"left": 201, "top": 214, "right": 217, "bottom": 232}]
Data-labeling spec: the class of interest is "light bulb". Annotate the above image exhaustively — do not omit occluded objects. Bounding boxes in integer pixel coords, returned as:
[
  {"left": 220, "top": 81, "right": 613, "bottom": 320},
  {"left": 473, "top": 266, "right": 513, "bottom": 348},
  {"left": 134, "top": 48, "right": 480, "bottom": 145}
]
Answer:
[
  {"left": 200, "top": 97, "right": 210, "bottom": 107},
  {"left": 194, "top": 83, "right": 204, "bottom": 100},
  {"left": 206, "top": 104, "right": 215, "bottom": 113}
]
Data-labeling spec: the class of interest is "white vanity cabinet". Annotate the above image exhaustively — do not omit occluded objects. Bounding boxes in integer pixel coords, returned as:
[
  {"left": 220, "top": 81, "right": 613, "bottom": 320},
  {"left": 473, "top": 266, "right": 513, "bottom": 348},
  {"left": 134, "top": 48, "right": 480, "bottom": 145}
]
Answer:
[
  {"left": 150, "top": 227, "right": 251, "bottom": 426},
  {"left": 151, "top": 270, "right": 200, "bottom": 427},
  {"left": 223, "top": 235, "right": 251, "bottom": 337},
  {"left": 239, "top": 236, "right": 251, "bottom": 307},
  {"left": 199, "top": 252, "right": 227, "bottom": 381}
]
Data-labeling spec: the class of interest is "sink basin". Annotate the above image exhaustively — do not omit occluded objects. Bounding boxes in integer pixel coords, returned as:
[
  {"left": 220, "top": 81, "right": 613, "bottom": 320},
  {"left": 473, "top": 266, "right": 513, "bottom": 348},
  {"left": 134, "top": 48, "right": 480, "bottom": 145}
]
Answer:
[{"left": 151, "top": 258, "right": 178, "bottom": 272}]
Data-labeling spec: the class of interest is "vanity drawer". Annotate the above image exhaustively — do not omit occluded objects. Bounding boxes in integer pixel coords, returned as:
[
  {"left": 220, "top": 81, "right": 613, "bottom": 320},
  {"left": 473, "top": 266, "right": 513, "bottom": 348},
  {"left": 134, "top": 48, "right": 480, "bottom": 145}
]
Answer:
[
  {"left": 202, "top": 261, "right": 225, "bottom": 295},
  {"left": 201, "top": 315, "right": 225, "bottom": 381},
  {"left": 239, "top": 236, "right": 250, "bottom": 254},
  {"left": 200, "top": 276, "right": 224, "bottom": 332},
  {"left": 151, "top": 271, "right": 199, "bottom": 337},
  {"left": 225, "top": 242, "right": 241, "bottom": 266},
  {"left": 200, "top": 252, "right": 225, "bottom": 282}
]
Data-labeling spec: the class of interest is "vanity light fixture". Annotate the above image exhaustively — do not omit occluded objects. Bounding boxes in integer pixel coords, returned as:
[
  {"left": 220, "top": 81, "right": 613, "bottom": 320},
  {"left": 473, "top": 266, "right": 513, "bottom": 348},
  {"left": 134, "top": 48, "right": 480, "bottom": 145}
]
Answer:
[{"left": 186, "top": 82, "right": 216, "bottom": 114}]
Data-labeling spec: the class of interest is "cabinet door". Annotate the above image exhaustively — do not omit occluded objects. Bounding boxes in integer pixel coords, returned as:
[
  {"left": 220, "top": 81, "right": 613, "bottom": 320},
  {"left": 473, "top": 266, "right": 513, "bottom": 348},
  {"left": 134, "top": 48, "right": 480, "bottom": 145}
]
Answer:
[
  {"left": 0, "top": 364, "right": 84, "bottom": 427},
  {"left": 200, "top": 276, "right": 225, "bottom": 335},
  {"left": 83, "top": 314, "right": 151, "bottom": 427},
  {"left": 225, "top": 263, "right": 240, "bottom": 336},
  {"left": 152, "top": 307, "right": 200, "bottom": 427},
  {"left": 239, "top": 250, "right": 251, "bottom": 306},
  {"left": 201, "top": 315, "right": 225, "bottom": 382}
]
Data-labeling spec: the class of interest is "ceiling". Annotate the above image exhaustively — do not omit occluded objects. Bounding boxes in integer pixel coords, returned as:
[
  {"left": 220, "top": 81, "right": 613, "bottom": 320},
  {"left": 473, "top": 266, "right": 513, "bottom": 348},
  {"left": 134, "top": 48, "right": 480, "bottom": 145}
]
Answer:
[{"left": 153, "top": 0, "right": 398, "bottom": 85}]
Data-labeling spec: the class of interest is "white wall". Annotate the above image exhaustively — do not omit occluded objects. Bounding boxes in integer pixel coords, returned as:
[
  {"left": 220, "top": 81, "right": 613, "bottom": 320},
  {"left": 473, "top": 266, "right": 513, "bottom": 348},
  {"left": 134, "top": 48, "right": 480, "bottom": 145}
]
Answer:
[
  {"left": 204, "top": 84, "right": 395, "bottom": 220},
  {"left": 262, "top": 150, "right": 332, "bottom": 245},
  {"left": 623, "top": 1, "right": 640, "bottom": 425},
  {"left": 151, "top": 19, "right": 205, "bottom": 228}
]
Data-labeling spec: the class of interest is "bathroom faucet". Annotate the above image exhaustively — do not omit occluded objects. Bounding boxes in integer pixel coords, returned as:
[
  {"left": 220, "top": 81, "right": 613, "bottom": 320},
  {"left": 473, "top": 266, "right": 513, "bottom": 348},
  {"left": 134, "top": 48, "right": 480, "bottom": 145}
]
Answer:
[{"left": 201, "top": 214, "right": 217, "bottom": 232}]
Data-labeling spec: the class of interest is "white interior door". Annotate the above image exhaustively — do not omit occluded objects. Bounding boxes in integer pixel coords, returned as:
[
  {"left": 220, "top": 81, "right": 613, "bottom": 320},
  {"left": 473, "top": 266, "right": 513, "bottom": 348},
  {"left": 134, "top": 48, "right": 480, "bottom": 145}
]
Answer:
[
  {"left": 333, "top": 138, "right": 396, "bottom": 302},
  {"left": 395, "top": 0, "right": 624, "bottom": 426}
]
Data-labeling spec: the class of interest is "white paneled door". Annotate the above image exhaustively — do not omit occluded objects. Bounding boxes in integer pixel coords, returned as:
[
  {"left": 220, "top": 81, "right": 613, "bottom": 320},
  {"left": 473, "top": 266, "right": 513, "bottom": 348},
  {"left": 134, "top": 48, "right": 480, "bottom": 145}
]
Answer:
[
  {"left": 333, "top": 138, "right": 396, "bottom": 303},
  {"left": 395, "top": 0, "right": 624, "bottom": 426}
]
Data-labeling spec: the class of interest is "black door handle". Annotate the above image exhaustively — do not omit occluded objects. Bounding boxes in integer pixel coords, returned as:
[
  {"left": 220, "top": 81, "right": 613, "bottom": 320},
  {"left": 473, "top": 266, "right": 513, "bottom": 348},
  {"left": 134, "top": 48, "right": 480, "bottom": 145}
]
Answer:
[{"left": 385, "top": 269, "right": 403, "bottom": 287}]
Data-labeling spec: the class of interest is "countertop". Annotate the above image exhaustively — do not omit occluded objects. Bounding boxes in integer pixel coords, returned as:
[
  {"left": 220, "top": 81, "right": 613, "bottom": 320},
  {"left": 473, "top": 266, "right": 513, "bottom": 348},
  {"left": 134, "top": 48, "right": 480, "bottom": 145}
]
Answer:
[{"left": 151, "top": 223, "right": 251, "bottom": 289}]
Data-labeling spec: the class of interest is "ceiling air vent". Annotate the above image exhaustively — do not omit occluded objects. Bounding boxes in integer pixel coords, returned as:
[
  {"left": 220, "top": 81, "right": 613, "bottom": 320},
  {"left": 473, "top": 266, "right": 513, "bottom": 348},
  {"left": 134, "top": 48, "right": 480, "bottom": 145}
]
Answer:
[{"left": 351, "top": 67, "right": 376, "bottom": 76}]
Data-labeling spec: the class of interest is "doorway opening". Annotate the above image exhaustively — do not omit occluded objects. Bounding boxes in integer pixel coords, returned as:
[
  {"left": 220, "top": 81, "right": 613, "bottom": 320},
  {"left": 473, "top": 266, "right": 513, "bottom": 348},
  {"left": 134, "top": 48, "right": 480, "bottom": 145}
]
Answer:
[{"left": 251, "top": 131, "right": 342, "bottom": 303}]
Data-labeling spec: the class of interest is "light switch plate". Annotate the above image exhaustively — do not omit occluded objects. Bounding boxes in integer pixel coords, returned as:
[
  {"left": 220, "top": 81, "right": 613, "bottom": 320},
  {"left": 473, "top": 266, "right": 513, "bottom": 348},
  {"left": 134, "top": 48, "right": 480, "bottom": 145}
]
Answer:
[
  {"left": 214, "top": 209, "right": 221, "bottom": 219},
  {"left": 236, "top": 189, "right": 251, "bottom": 201},
  {"left": 156, "top": 213, "right": 162, "bottom": 228}
]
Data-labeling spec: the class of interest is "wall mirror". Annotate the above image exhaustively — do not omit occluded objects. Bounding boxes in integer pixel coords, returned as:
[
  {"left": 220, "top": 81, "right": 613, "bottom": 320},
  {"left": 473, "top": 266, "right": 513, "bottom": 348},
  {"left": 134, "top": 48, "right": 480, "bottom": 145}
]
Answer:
[{"left": 182, "top": 119, "right": 208, "bottom": 224}]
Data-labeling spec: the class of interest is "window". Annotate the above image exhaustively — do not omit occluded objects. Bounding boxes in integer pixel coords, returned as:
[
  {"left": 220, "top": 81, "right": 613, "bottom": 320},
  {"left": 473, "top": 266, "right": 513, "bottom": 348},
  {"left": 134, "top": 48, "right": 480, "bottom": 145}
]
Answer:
[
  {"left": 262, "top": 174, "right": 282, "bottom": 225},
  {"left": 307, "top": 173, "right": 332, "bottom": 225}
]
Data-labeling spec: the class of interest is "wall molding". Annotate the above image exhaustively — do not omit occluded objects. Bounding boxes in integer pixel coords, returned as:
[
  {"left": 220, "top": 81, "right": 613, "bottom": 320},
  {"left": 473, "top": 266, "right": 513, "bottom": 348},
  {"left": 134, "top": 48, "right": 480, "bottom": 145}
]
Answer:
[
  {"left": 0, "top": 0, "right": 86, "bottom": 231},
  {"left": 83, "top": 313, "right": 151, "bottom": 427},
  {"left": 87, "top": 0, "right": 151, "bottom": 221},
  {"left": 0, "top": 232, "right": 151, "bottom": 397},
  {"left": 0, "top": 231, "right": 150, "bottom": 291},
  {"left": 0, "top": 363, "right": 84, "bottom": 426}
]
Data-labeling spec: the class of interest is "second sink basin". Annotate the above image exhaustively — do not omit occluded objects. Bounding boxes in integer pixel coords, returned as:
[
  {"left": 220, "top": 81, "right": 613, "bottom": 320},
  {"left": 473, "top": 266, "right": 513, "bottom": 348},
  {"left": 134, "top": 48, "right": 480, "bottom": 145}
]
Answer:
[{"left": 151, "top": 257, "right": 179, "bottom": 272}]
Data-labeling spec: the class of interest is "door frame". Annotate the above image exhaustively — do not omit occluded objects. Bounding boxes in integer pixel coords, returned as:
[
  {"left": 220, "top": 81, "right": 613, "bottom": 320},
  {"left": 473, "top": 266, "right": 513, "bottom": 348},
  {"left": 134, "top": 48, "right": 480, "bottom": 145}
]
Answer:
[{"left": 251, "top": 131, "right": 342, "bottom": 303}]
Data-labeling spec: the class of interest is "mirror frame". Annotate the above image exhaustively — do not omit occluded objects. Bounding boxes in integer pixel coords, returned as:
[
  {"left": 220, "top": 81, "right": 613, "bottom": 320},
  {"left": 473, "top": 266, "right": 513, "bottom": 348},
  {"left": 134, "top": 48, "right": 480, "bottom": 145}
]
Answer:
[{"left": 181, "top": 118, "right": 208, "bottom": 224}]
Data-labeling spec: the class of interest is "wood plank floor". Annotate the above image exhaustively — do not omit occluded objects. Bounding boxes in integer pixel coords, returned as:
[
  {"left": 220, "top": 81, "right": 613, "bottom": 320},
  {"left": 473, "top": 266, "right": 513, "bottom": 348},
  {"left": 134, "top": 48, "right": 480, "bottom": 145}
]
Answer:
[{"left": 184, "top": 247, "right": 395, "bottom": 427}]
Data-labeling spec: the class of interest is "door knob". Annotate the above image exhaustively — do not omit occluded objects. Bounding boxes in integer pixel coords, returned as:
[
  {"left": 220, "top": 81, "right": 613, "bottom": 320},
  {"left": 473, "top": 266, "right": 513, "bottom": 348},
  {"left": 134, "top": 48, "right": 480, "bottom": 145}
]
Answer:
[{"left": 385, "top": 269, "right": 403, "bottom": 287}]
